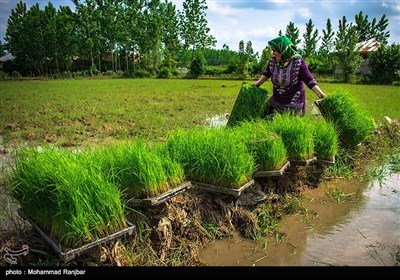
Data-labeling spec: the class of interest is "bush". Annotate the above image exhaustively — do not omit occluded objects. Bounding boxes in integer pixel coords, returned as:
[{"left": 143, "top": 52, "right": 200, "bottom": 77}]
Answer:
[
  {"left": 189, "top": 52, "right": 206, "bottom": 78},
  {"left": 368, "top": 43, "right": 400, "bottom": 84},
  {"left": 158, "top": 67, "right": 172, "bottom": 79}
]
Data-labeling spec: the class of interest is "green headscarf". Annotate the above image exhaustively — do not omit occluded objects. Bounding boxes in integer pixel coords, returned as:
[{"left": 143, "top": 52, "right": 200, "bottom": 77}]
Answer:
[{"left": 268, "top": 35, "right": 301, "bottom": 67}]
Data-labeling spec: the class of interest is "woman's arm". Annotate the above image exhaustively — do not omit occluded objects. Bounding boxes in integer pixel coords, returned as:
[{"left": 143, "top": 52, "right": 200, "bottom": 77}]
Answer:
[
  {"left": 254, "top": 75, "right": 268, "bottom": 87},
  {"left": 311, "top": 85, "right": 326, "bottom": 99}
]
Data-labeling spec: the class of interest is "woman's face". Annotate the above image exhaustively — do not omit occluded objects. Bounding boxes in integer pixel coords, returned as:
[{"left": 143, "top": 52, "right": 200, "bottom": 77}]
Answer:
[{"left": 271, "top": 47, "right": 282, "bottom": 61}]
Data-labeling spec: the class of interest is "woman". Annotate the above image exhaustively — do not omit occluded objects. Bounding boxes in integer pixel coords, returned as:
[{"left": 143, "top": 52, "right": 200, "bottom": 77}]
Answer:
[{"left": 254, "top": 35, "right": 326, "bottom": 117}]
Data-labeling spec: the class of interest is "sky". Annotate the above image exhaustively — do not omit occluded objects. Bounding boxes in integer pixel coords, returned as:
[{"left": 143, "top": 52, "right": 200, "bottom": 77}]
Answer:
[{"left": 0, "top": 0, "right": 399, "bottom": 55}]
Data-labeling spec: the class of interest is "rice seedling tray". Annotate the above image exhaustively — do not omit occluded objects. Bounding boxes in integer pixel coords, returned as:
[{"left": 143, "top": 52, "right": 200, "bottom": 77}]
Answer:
[
  {"left": 17, "top": 208, "right": 136, "bottom": 263},
  {"left": 129, "top": 181, "right": 192, "bottom": 207},
  {"left": 316, "top": 156, "right": 336, "bottom": 166},
  {"left": 191, "top": 179, "right": 255, "bottom": 198},
  {"left": 289, "top": 157, "right": 317, "bottom": 166},
  {"left": 253, "top": 161, "right": 290, "bottom": 178},
  {"left": 314, "top": 99, "right": 327, "bottom": 119}
]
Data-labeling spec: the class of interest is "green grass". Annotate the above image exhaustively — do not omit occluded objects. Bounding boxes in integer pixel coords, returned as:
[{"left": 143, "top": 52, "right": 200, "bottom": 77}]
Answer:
[{"left": 1, "top": 79, "right": 398, "bottom": 148}]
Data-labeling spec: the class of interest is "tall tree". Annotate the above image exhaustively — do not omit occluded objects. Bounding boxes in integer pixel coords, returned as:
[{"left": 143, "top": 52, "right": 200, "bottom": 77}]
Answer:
[
  {"left": 318, "top": 18, "right": 335, "bottom": 75},
  {"left": 253, "top": 47, "right": 272, "bottom": 75},
  {"left": 55, "top": 6, "right": 76, "bottom": 73},
  {"left": 43, "top": 2, "right": 58, "bottom": 74},
  {"left": 355, "top": 11, "right": 389, "bottom": 45},
  {"left": 334, "top": 16, "right": 361, "bottom": 82},
  {"left": 0, "top": 41, "right": 4, "bottom": 57},
  {"left": 245, "top": 41, "right": 255, "bottom": 61},
  {"left": 96, "top": 0, "right": 124, "bottom": 72},
  {"left": 368, "top": 43, "right": 400, "bottom": 84},
  {"left": 285, "top": 21, "right": 301, "bottom": 46},
  {"left": 180, "top": 0, "right": 216, "bottom": 62},
  {"left": 236, "top": 40, "right": 248, "bottom": 77},
  {"left": 355, "top": 11, "right": 371, "bottom": 42},
  {"left": 159, "top": 0, "right": 181, "bottom": 69},
  {"left": 373, "top": 15, "right": 390, "bottom": 45},
  {"left": 302, "top": 19, "right": 319, "bottom": 59},
  {"left": 123, "top": 0, "right": 145, "bottom": 72},
  {"left": 136, "top": 0, "right": 163, "bottom": 73},
  {"left": 72, "top": 0, "right": 101, "bottom": 74},
  {"left": 320, "top": 18, "right": 335, "bottom": 54}
]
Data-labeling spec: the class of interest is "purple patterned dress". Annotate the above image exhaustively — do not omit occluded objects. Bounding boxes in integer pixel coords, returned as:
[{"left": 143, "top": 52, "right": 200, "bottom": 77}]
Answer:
[{"left": 262, "top": 57, "right": 317, "bottom": 116}]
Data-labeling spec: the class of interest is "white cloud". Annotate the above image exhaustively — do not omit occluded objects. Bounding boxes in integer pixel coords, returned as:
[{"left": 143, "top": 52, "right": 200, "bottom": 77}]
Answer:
[
  {"left": 207, "top": 1, "right": 241, "bottom": 16},
  {"left": 298, "top": 8, "right": 312, "bottom": 19}
]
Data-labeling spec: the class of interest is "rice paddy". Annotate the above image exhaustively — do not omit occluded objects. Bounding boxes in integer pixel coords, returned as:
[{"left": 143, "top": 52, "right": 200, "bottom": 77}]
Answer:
[{"left": 2, "top": 79, "right": 395, "bottom": 263}]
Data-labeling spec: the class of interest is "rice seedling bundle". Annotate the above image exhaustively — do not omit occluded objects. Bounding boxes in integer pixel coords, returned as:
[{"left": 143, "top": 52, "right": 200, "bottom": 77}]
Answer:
[
  {"left": 318, "top": 90, "right": 375, "bottom": 147},
  {"left": 88, "top": 140, "right": 184, "bottom": 199},
  {"left": 231, "top": 120, "right": 287, "bottom": 171},
  {"left": 268, "top": 113, "right": 314, "bottom": 160},
  {"left": 166, "top": 127, "right": 255, "bottom": 188},
  {"left": 227, "top": 83, "right": 270, "bottom": 127},
  {"left": 311, "top": 118, "right": 339, "bottom": 160},
  {"left": 10, "top": 147, "right": 127, "bottom": 248}
]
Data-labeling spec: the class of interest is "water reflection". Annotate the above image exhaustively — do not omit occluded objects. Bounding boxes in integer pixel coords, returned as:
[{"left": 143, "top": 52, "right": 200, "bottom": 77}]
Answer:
[
  {"left": 206, "top": 114, "right": 229, "bottom": 128},
  {"left": 199, "top": 171, "right": 400, "bottom": 266}
]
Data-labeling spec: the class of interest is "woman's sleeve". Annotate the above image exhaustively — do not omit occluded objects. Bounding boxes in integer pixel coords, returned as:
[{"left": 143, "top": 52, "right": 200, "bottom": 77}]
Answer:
[
  {"left": 298, "top": 59, "right": 318, "bottom": 89},
  {"left": 262, "top": 59, "right": 274, "bottom": 78}
]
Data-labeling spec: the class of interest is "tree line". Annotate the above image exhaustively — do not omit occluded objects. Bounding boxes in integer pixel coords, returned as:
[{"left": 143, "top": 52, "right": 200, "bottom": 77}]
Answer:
[{"left": 1, "top": 0, "right": 399, "bottom": 84}]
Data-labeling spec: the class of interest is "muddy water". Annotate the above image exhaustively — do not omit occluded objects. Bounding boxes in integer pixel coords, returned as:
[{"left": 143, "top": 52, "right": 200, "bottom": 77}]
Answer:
[{"left": 199, "top": 173, "right": 400, "bottom": 266}]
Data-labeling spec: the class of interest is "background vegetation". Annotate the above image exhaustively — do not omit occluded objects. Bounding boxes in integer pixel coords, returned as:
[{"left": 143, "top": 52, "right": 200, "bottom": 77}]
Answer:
[{"left": 1, "top": 1, "right": 399, "bottom": 84}]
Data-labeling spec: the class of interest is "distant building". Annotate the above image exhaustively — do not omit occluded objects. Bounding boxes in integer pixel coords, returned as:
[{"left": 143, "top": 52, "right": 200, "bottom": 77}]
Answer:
[
  {"left": 0, "top": 53, "right": 14, "bottom": 70},
  {"left": 334, "top": 38, "right": 380, "bottom": 76},
  {"left": 356, "top": 38, "right": 380, "bottom": 75}
]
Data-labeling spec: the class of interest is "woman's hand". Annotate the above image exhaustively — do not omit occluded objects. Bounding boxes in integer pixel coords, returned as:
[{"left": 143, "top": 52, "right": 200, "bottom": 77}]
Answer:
[{"left": 312, "top": 85, "right": 326, "bottom": 99}]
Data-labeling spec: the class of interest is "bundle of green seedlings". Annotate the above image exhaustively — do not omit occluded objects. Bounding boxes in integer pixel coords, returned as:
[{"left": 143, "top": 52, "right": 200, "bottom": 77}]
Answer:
[
  {"left": 9, "top": 147, "right": 127, "bottom": 248},
  {"left": 86, "top": 140, "right": 185, "bottom": 199},
  {"left": 230, "top": 120, "right": 288, "bottom": 171},
  {"left": 310, "top": 117, "right": 339, "bottom": 160},
  {"left": 267, "top": 113, "right": 315, "bottom": 160},
  {"left": 318, "top": 90, "right": 375, "bottom": 148},
  {"left": 227, "top": 82, "right": 269, "bottom": 127},
  {"left": 165, "top": 127, "right": 255, "bottom": 189}
]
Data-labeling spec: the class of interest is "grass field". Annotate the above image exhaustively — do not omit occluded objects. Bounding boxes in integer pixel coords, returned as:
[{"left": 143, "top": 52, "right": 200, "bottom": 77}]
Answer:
[{"left": 1, "top": 78, "right": 399, "bottom": 147}]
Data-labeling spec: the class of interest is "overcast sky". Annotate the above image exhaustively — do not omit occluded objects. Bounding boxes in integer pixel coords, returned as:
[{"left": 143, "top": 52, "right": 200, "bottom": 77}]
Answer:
[{"left": 1, "top": 0, "right": 399, "bottom": 55}]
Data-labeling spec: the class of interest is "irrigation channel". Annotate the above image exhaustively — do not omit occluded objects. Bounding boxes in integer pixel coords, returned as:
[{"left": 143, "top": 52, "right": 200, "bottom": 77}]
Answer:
[
  {"left": 199, "top": 114, "right": 400, "bottom": 266},
  {"left": 199, "top": 168, "right": 400, "bottom": 266}
]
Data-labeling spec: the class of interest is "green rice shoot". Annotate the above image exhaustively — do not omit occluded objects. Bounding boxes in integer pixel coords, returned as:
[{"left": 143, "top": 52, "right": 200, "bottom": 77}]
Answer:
[
  {"left": 9, "top": 146, "right": 127, "bottom": 248},
  {"left": 268, "top": 113, "right": 315, "bottom": 160},
  {"left": 231, "top": 120, "right": 287, "bottom": 171},
  {"left": 227, "top": 83, "right": 270, "bottom": 127},
  {"left": 319, "top": 90, "right": 375, "bottom": 148},
  {"left": 165, "top": 127, "right": 255, "bottom": 189},
  {"left": 309, "top": 117, "right": 339, "bottom": 160},
  {"left": 86, "top": 140, "right": 184, "bottom": 199}
]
